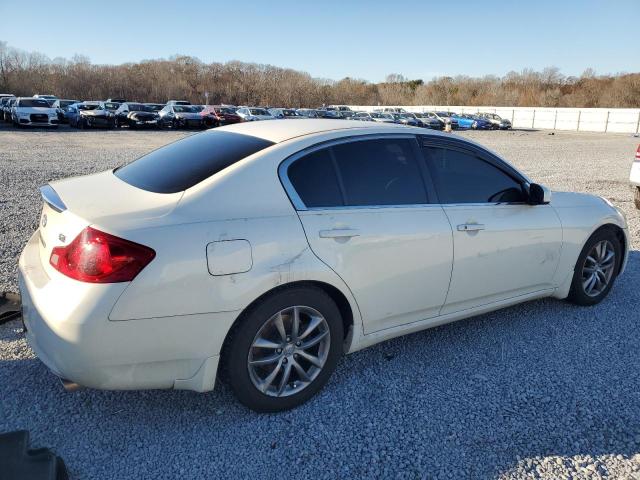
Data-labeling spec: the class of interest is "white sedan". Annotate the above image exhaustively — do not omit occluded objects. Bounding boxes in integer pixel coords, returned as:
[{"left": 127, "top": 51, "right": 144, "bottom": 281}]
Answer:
[
  {"left": 19, "top": 120, "right": 629, "bottom": 412},
  {"left": 11, "top": 97, "right": 60, "bottom": 127}
]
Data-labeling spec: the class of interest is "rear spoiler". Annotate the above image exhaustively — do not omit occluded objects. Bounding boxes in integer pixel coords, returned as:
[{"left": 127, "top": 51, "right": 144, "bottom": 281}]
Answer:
[{"left": 39, "top": 185, "right": 66, "bottom": 213}]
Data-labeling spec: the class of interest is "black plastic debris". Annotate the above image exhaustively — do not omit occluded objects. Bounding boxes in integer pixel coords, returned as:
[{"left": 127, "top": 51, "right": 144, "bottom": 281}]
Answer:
[
  {"left": 0, "top": 292, "right": 21, "bottom": 326},
  {"left": 0, "top": 430, "right": 68, "bottom": 480}
]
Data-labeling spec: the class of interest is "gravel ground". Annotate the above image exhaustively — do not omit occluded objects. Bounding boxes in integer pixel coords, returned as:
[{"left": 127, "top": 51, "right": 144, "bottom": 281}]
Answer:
[{"left": 1, "top": 125, "right": 639, "bottom": 479}]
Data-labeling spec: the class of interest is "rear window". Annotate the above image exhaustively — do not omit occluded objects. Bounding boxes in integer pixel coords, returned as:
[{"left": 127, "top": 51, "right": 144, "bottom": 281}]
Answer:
[{"left": 114, "top": 130, "right": 274, "bottom": 193}]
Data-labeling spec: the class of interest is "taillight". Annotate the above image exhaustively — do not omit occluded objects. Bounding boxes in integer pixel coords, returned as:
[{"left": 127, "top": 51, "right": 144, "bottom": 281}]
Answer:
[
  {"left": 635, "top": 145, "right": 640, "bottom": 162},
  {"left": 50, "top": 227, "right": 155, "bottom": 283}
]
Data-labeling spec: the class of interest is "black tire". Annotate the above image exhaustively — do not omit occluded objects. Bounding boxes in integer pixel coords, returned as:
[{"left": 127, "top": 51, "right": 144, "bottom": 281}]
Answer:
[
  {"left": 634, "top": 187, "right": 640, "bottom": 210},
  {"left": 224, "top": 286, "right": 344, "bottom": 412},
  {"left": 567, "top": 227, "right": 622, "bottom": 306}
]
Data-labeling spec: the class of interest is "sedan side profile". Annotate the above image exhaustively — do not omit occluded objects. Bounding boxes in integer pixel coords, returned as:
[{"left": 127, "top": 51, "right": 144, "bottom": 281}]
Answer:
[{"left": 20, "top": 120, "right": 628, "bottom": 412}]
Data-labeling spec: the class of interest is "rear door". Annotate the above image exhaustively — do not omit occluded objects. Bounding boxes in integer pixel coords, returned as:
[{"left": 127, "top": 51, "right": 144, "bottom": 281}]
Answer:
[
  {"left": 281, "top": 134, "right": 454, "bottom": 334},
  {"left": 420, "top": 138, "right": 562, "bottom": 314}
]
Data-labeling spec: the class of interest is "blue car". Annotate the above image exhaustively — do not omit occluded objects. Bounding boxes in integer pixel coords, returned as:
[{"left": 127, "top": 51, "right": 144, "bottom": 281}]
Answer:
[{"left": 452, "top": 113, "right": 494, "bottom": 130}]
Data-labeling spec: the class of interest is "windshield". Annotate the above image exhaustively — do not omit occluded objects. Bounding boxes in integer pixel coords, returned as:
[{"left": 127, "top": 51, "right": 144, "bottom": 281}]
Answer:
[
  {"left": 146, "top": 104, "right": 164, "bottom": 111},
  {"left": 79, "top": 104, "right": 99, "bottom": 111},
  {"left": 216, "top": 107, "right": 236, "bottom": 114},
  {"left": 59, "top": 100, "right": 78, "bottom": 108},
  {"left": 250, "top": 108, "right": 269, "bottom": 115},
  {"left": 103, "top": 102, "right": 120, "bottom": 110},
  {"left": 283, "top": 110, "right": 298, "bottom": 116},
  {"left": 173, "top": 105, "right": 200, "bottom": 113},
  {"left": 18, "top": 99, "right": 50, "bottom": 108}
]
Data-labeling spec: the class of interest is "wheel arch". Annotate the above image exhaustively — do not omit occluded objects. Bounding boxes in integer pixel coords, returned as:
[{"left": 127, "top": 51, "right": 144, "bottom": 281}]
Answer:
[{"left": 218, "top": 279, "right": 357, "bottom": 380}]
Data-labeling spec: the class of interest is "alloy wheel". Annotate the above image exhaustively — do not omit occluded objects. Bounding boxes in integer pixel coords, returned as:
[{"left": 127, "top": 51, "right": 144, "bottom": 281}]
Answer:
[
  {"left": 581, "top": 239, "right": 616, "bottom": 297},
  {"left": 247, "top": 306, "right": 331, "bottom": 398}
]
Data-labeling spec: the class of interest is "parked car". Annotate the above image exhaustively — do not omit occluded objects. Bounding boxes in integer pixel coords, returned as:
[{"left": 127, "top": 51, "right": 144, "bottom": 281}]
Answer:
[
  {"left": 464, "top": 114, "right": 494, "bottom": 130},
  {"left": 114, "top": 103, "right": 160, "bottom": 129},
  {"left": 316, "top": 109, "right": 342, "bottom": 119},
  {"left": 158, "top": 104, "right": 206, "bottom": 129},
  {"left": 630, "top": 145, "right": 640, "bottom": 209},
  {"left": 370, "top": 112, "right": 397, "bottom": 124},
  {"left": 391, "top": 112, "right": 420, "bottom": 127},
  {"left": 211, "top": 106, "right": 243, "bottom": 125},
  {"left": 374, "top": 107, "right": 407, "bottom": 113},
  {"left": 33, "top": 94, "right": 58, "bottom": 106},
  {"left": 0, "top": 96, "right": 15, "bottom": 120},
  {"left": 71, "top": 101, "right": 119, "bottom": 129},
  {"left": 477, "top": 112, "right": 512, "bottom": 130},
  {"left": 52, "top": 99, "right": 82, "bottom": 123},
  {"left": 11, "top": 97, "right": 59, "bottom": 127},
  {"left": 20, "top": 120, "right": 628, "bottom": 413},
  {"left": 326, "top": 105, "right": 353, "bottom": 114},
  {"left": 3, "top": 97, "right": 17, "bottom": 122},
  {"left": 235, "top": 107, "right": 275, "bottom": 122},
  {"left": 167, "top": 100, "right": 191, "bottom": 106},
  {"left": 296, "top": 108, "right": 319, "bottom": 118},
  {"left": 414, "top": 112, "right": 444, "bottom": 130},
  {"left": 269, "top": 108, "right": 303, "bottom": 119},
  {"left": 0, "top": 93, "right": 14, "bottom": 102},
  {"left": 435, "top": 112, "right": 460, "bottom": 129},
  {"left": 353, "top": 112, "right": 375, "bottom": 121}
]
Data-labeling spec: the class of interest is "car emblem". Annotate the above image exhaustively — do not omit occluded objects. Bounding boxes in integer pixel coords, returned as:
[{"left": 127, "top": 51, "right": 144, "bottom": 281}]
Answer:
[
  {"left": 41, "top": 214, "right": 47, "bottom": 227},
  {"left": 58, "top": 234, "right": 66, "bottom": 243}
]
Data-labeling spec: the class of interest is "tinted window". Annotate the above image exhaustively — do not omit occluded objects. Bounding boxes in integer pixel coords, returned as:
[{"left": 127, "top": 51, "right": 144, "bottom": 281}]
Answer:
[
  {"left": 288, "top": 149, "right": 343, "bottom": 208},
  {"left": 115, "top": 131, "right": 274, "bottom": 193},
  {"left": 424, "top": 147, "right": 525, "bottom": 204},
  {"left": 332, "top": 139, "right": 427, "bottom": 206}
]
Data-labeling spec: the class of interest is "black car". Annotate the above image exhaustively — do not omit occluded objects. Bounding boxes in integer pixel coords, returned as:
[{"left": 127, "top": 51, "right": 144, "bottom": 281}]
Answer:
[
  {"left": 114, "top": 102, "right": 160, "bottom": 129},
  {"left": 52, "top": 99, "right": 82, "bottom": 123},
  {"left": 157, "top": 104, "right": 206, "bottom": 129}
]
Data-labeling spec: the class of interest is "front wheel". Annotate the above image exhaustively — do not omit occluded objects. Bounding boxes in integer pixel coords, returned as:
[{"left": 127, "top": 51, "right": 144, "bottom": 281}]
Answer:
[
  {"left": 224, "top": 286, "right": 344, "bottom": 412},
  {"left": 567, "top": 228, "right": 622, "bottom": 306}
]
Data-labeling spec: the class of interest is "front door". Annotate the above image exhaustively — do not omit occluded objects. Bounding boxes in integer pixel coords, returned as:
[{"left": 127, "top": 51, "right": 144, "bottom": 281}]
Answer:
[{"left": 421, "top": 142, "right": 562, "bottom": 314}]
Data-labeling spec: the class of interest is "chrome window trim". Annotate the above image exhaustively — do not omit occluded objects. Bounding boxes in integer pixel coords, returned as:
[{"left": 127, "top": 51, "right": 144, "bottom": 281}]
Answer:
[
  {"left": 278, "top": 133, "right": 425, "bottom": 212},
  {"left": 39, "top": 184, "right": 66, "bottom": 213}
]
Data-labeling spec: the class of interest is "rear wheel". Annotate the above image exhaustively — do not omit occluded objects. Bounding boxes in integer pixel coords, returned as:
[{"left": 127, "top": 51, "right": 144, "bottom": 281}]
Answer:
[
  {"left": 567, "top": 228, "right": 621, "bottom": 306},
  {"left": 634, "top": 186, "right": 640, "bottom": 209},
  {"left": 225, "top": 286, "right": 343, "bottom": 412}
]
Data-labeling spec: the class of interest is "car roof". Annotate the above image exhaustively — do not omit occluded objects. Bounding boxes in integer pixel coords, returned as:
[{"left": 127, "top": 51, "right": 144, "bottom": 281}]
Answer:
[{"left": 214, "top": 119, "right": 433, "bottom": 143}]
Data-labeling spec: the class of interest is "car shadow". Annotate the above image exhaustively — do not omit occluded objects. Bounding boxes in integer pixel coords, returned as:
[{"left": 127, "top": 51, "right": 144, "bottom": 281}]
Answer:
[{"left": 1, "top": 251, "right": 638, "bottom": 478}]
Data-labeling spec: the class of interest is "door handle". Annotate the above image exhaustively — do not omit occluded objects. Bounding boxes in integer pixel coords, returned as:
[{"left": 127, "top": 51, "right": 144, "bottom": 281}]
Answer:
[
  {"left": 319, "top": 228, "right": 360, "bottom": 239},
  {"left": 457, "top": 223, "right": 485, "bottom": 232}
]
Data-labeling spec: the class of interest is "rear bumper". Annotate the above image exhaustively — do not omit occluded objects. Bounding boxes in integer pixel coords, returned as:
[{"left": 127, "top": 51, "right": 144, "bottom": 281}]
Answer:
[{"left": 18, "top": 230, "right": 230, "bottom": 392}]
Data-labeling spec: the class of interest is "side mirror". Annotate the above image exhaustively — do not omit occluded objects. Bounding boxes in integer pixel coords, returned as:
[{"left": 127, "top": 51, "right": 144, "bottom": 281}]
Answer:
[{"left": 528, "top": 183, "right": 552, "bottom": 205}]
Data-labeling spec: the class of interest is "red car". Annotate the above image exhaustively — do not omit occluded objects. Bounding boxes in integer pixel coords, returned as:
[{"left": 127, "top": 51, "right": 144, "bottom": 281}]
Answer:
[{"left": 199, "top": 105, "right": 243, "bottom": 127}]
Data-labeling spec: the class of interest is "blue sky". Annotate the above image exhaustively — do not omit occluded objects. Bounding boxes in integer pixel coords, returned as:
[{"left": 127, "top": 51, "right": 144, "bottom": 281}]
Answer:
[{"left": 1, "top": 0, "right": 637, "bottom": 82}]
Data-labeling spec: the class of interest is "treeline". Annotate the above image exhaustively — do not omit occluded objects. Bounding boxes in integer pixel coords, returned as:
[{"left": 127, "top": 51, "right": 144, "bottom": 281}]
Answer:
[{"left": 1, "top": 41, "right": 638, "bottom": 108}]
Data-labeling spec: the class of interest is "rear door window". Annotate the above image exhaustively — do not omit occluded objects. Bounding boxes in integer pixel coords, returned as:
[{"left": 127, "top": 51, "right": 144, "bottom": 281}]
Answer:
[
  {"left": 286, "top": 137, "right": 429, "bottom": 208},
  {"left": 114, "top": 131, "right": 274, "bottom": 193}
]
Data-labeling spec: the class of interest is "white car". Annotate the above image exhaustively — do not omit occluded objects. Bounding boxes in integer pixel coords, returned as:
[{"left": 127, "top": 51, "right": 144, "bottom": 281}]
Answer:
[
  {"left": 19, "top": 120, "right": 628, "bottom": 412},
  {"left": 630, "top": 144, "right": 640, "bottom": 209},
  {"left": 235, "top": 107, "right": 275, "bottom": 121},
  {"left": 11, "top": 97, "right": 60, "bottom": 128}
]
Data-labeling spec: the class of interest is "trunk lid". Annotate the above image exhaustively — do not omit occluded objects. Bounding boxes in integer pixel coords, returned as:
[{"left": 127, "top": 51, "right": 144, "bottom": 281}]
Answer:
[{"left": 38, "top": 171, "right": 183, "bottom": 276}]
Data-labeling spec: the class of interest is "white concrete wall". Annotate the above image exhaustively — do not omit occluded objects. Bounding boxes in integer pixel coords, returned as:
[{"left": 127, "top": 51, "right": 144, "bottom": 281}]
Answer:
[{"left": 347, "top": 106, "right": 640, "bottom": 133}]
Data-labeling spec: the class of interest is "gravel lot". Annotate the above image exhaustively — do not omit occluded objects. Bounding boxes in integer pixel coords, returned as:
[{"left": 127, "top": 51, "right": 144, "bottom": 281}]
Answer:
[{"left": 1, "top": 125, "right": 639, "bottom": 479}]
